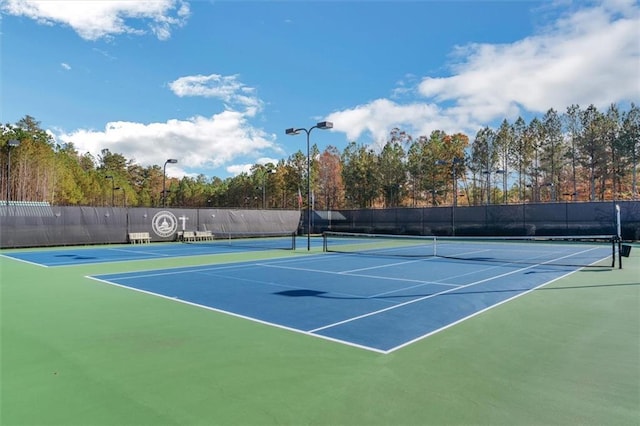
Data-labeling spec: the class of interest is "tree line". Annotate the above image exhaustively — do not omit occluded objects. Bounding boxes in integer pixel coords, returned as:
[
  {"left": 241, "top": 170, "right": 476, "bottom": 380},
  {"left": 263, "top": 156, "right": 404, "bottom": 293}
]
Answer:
[{"left": 1, "top": 102, "right": 638, "bottom": 210}]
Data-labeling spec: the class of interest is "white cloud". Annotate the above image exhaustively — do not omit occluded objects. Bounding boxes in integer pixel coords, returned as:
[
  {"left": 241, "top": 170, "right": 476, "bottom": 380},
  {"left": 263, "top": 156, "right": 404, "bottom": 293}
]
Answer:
[
  {"left": 328, "top": 0, "right": 640, "bottom": 145},
  {"left": 226, "top": 164, "right": 253, "bottom": 176},
  {"left": 0, "top": 0, "right": 190, "bottom": 41},
  {"left": 55, "top": 72, "right": 271, "bottom": 178},
  {"left": 419, "top": 0, "right": 639, "bottom": 120},
  {"left": 256, "top": 157, "right": 280, "bottom": 167},
  {"left": 168, "top": 74, "right": 264, "bottom": 116},
  {"left": 225, "top": 158, "right": 280, "bottom": 177},
  {"left": 58, "top": 111, "right": 283, "bottom": 177},
  {"left": 60, "top": 62, "right": 71, "bottom": 70},
  {"left": 326, "top": 99, "right": 473, "bottom": 150}
]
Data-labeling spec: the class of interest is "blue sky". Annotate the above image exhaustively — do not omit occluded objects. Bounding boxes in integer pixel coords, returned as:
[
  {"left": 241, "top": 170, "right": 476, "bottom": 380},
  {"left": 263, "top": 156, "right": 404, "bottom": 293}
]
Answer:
[{"left": 1, "top": 0, "right": 639, "bottom": 179}]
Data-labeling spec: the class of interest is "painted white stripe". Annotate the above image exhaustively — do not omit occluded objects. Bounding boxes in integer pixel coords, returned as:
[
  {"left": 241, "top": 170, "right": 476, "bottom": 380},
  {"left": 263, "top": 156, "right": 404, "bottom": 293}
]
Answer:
[
  {"left": 85, "top": 275, "right": 388, "bottom": 354},
  {"left": 385, "top": 263, "right": 593, "bottom": 353},
  {"left": 308, "top": 247, "right": 605, "bottom": 334},
  {"left": 0, "top": 253, "right": 49, "bottom": 268}
]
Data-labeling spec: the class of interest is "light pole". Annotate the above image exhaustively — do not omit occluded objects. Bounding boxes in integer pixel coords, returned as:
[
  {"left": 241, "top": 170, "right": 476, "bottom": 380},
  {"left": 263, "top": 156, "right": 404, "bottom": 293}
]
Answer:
[
  {"left": 482, "top": 170, "right": 491, "bottom": 205},
  {"left": 285, "top": 121, "right": 333, "bottom": 250},
  {"left": 482, "top": 168, "right": 505, "bottom": 204},
  {"left": 6, "top": 139, "right": 20, "bottom": 206},
  {"left": 163, "top": 159, "right": 178, "bottom": 207},
  {"left": 436, "top": 157, "right": 463, "bottom": 235},
  {"left": 104, "top": 175, "right": 115, "bottom": 206},
  {"left": 495, "top": 169, "right": 506, "bottom": 204},
  {"left": 114, "top": 187, "right": 126, "bottom": 207},
  {"left": 262, "top": 168, "right": 276, "bottom": 209}
]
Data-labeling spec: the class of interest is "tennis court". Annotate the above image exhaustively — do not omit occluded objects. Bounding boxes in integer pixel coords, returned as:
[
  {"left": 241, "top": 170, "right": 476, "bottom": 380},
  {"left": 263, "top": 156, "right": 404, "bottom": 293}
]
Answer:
[
  {"left": 82, "top": 234, "right": 615, "bottom": 353},
  {"left": 1, "top": 234, "right": 638, "bottom": 425},
  {"left": 3, "top": 234, "right": 299, "bottom": 266}
]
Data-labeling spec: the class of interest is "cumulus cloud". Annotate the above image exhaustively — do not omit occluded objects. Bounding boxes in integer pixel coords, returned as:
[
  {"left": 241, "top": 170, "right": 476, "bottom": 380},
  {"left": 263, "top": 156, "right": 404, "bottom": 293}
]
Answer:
[
  {"left": 58, "top": 111, "right": 283, "bottom": 177},
  {"left": 418, "top": 0, "right": 640, "bottom": 120},
  {"left": 225, "top": 158, "right": 280, "bottom": 176},
  {"left": 0, "top": 0, "right": 190, "bottom": 41},
  {"left": 168, "top": 74, "right": 263, "bottom": 116},
  {"left": 328, "top": 0, "right": 640, "bottom": 145},
  {"left": 55, "top": 72, "right": 274, "bottom": 177},
  {"left": 326, "top": 99, "right": 472, "bottom": 150},
  {"left": 60, "top": 62, "right": 71, "bottom": 70},
  {"left": 225, "top": 164, "right": 253, "bottom": 176}
]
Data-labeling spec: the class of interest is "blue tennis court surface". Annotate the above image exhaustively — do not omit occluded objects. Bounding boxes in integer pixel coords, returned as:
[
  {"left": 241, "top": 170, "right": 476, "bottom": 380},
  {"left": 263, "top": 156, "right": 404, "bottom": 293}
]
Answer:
[
  {"left": 2, "top": 238, "right": 308, "bottom": 267},
  {"left": 89, "top": 244, "right": 613, "bottom": 353}
]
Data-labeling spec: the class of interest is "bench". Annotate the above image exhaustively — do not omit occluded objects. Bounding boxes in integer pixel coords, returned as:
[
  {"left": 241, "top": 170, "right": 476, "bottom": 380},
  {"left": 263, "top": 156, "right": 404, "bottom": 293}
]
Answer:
[
  {"left": 181, "top": 231, "right": 196, "bottom": 242},
  {"left": 128, "top": 232, "right": 151, "bottom": 244},
  {"left": 178, "top": 231, "right": 213, "bottom": 242},
  {"left": 195, "top": 231, "right": 214, "bottom": 241}
]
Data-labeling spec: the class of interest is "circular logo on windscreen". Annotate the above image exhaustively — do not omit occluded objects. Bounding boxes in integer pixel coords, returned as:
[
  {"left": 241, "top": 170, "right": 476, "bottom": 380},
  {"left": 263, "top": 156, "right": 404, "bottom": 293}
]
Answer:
[{"left": 152, "top": 211, "right": 177, "bottom": 237}]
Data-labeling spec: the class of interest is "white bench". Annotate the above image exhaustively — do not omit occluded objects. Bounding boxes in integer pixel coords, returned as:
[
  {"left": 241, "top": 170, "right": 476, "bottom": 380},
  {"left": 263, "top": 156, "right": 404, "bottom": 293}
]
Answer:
[
  {"left": 195, "top": 231, "right": 214, "bottom": 241},
  {"left": 182, "top": 231, "right": 196, "bottom": 242},
  {"left": 128, "top": 232, "right": 151, "bottom": 244}
]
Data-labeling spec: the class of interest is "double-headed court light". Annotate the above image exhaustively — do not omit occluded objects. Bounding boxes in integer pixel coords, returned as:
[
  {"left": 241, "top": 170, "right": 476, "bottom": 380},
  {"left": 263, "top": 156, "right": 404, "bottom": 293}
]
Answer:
[
  {"left": 104, "top": 175, "right": 115, "bottom": 206},
  {"left": 162, "top": 159, "right": 178, "bottom": 207},
  {"left": 6, "top": 139, "right": 20, "bottom": 206},
  {"left": 285, "top": 121, "right": 333, "bottom": 251},
  {"left": 285, "top": 121, "right": 333, "bottom": 136}
]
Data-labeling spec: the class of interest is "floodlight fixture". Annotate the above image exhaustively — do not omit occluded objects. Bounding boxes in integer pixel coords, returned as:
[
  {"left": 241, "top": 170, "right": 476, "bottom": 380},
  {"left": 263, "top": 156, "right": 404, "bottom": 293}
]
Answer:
[
  {"left": 104, "top": 175, "right": 115, "bottom": 206},
  {"left": 6, "top": 139, "right": 20, "bottom": 206},
  {"left": 163, "top": 159, "right": 178, "bottom": 207},
  {"left": 284, "top": 121, "right": 334, "bottom": 250}
]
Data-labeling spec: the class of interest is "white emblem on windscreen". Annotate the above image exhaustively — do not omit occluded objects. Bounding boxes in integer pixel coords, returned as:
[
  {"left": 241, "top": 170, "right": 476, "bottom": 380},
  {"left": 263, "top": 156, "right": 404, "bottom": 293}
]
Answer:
[{"left": 152, "top": 211, "right": 178, "bottom": 237}]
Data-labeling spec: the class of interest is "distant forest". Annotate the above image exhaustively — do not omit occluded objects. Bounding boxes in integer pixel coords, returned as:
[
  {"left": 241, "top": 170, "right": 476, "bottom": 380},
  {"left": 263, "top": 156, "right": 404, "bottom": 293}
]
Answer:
[{"left": 1, "top": 102, "right": 638, "bottom": 209}]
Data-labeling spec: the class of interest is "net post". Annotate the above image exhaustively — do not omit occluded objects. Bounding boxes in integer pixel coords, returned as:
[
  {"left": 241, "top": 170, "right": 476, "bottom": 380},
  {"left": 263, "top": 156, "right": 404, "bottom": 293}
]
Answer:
[
  {"left": 618, "top": 238, "right": 622, "bottom": 269},
  {"left": 322, "top": 232, "right": 327, "bottom": 252},
  {"left": 615, "top": 204, "right": 622, "bottom": 269},
  {"left": 616, "top": 204, "right": 621, "bottom": 240},
  {"left": 292, "top": 232, "right": 296, "bottom": 250}
]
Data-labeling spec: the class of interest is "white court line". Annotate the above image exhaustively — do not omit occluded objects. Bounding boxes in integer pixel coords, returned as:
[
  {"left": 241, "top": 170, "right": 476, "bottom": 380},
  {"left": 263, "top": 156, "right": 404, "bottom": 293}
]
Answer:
[
  {"left": 86, "top": 275, "right": 388, "bottom": 355},
  {"left": 100, "top": 261, "right": 269, "bottom": 280},
  {"left": 339, "top": 257, "right": 437, "bottom": 273},
  {"left": 108, "top": 248, "right": 173, "bottom": 257},
  {"left": 370, "top": 281, "right": 448, "bottom": 298},
  {"left": 192, "top": 269, "right": 397, "bottom": 304},
  {"left": 0, "top": 253, "right": 50, "bottom": 268},
  {"left": 366, "top": 251, "right": 560, "bottom": 298},
  {"left": 90, "top": 252, "right": 324, "bottom": 279},
  {"left": 386, "top": 252, "right": 611, "bottom": 353},
  {"left": 308, "top": 246, "right": 604, "bottom": 334},
  {"left": 87, "top": 245, "right": 609, "bottom": 355},
  {"left": 3, "top": 241, "right": 306, "bottom": 268},
  {"left": 257, "top": 262, "right": 458, "bottom": 288}
]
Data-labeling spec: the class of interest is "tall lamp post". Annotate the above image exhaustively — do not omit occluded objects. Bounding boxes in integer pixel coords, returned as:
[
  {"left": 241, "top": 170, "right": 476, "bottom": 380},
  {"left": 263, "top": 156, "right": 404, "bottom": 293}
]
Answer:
[
  {"left": 104, "top": 175, "right": 115, "bottom": 206},
  {"left": 495, "top": 169, "right": 506, "bottom": 204},
  {"left": 436, "top": 157, "right": 463, "bottom": 235},
  {"left": 6, "top": 139, "right": 20, "bottom": 206},
  {"left": 114, "top": 187, "right": 126, "bottom": 207},
  {"left": 285, "top": 121, "right": 333, "bottom": 250},
  {"left": 262, "top": 168, "right": 276, "bottom": 209},
  {"left": 163, "top": 159, "right": 178, "bottom": 207}
]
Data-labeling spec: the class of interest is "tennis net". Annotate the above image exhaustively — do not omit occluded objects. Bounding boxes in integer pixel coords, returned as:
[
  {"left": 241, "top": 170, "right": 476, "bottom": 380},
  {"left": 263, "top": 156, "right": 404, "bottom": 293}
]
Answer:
[
  {"left": 322, "top": 231, "right": 618, "bottom": 268},
  {"left": 182, "top": 230, "right": 296, "bottom": 250}
]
